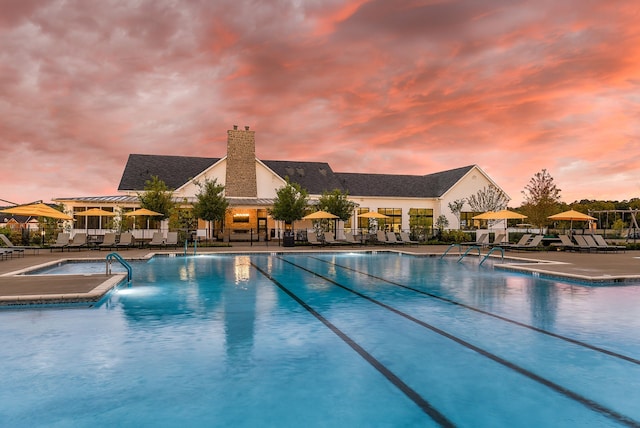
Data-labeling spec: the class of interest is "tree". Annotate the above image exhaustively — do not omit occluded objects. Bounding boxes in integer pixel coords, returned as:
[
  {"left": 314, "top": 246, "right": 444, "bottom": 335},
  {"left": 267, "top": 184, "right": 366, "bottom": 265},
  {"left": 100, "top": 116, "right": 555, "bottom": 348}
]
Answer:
[
  {"left": 192, "top": 178, "right": 229, "bottom": 239},
  {"left": 318, "top": 189, "right": 357, "bottom": 237},
  {"left": 448, "top": 199, "right": 465, "bottom": 229},
  {"left": 269, "top": 178, "right": 309, "bottom": 229},
  {"left": 137, "top": 175, "right": 174, "bottom": 221},
  {"left": 466, "top": 185, "right": 509, "bottom": 213},
  {"left": 520, "top": 169, "right": 561, "bottom": 230}
]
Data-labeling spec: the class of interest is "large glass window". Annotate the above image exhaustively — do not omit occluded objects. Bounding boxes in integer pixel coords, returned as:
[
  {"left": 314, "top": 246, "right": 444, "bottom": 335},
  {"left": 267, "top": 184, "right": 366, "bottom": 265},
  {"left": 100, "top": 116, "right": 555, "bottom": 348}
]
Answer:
[
  {"left": 378, "top": 208, "right": 402, "bottom": 232},
  {"left": 356, "top": 208, "right": 370, "bottom": 230},
  {"left": 460, "top": 212, "right": 478, "bottom": 229},
  {"left": 409, "top": 208, "right": 433, "bottom": 239}
]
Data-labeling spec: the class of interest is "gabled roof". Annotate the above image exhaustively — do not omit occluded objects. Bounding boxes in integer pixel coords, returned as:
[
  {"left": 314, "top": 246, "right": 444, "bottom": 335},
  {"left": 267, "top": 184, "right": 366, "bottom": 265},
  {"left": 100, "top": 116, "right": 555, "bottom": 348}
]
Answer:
[
  {"left": 336, "top": 165, "right": 475, "bottom": 198},
  {"left": 118, "top": 154, "right": 220, "bottom": 191},
  {"left": 117, "top": 153, "right": 476, "bottom": 198}
]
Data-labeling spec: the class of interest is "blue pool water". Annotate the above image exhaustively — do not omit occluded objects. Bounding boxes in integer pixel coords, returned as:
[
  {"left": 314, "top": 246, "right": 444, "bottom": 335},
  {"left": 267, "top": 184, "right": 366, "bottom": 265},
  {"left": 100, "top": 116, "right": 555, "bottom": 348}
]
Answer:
[{"left": 2, "top": 253, "right": 640, "bottom": 427}]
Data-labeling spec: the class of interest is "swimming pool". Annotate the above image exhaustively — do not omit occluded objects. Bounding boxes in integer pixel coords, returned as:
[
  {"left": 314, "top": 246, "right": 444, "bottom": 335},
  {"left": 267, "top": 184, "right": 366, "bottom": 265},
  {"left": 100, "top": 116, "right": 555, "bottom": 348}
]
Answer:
[{"left": 2, "top": 252, "right": 640, "bottom": 427}]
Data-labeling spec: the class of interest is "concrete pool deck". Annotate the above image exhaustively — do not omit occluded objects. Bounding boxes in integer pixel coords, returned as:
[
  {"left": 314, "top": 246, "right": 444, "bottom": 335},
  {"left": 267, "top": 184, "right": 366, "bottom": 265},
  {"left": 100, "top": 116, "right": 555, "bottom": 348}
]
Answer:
[{"left": 1, "top": 243, "right": 639, "bottom": 306}]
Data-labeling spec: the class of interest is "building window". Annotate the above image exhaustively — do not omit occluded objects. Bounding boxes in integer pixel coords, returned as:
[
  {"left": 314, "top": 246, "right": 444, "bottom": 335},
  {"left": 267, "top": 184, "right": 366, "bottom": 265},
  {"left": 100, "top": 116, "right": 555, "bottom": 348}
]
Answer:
[
  {"left": 356, "top": 208, "right": 370, "bottom": 230},
  {"left": 233, "top": 213, "right": 250, "bottom": 223},
  {"left": 409, "top": 208, "right": 433, "bottom": 238},
  {"left": 460, "top": 212, "right": 477, "bottom": 229},
  {"left": 378, "top": 208, "right": 402, "bottom": 232}
]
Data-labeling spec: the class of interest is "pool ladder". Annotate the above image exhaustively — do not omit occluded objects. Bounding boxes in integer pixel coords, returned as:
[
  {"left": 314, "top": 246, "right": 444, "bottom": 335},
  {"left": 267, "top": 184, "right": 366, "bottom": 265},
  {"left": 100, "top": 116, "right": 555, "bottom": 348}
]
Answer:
[
  {"left": 106, "top": 252, "right": 132, "bottom": 282},
  {"left": 440, "top": 244, "right": 504, "bottom": 265},
  {"left": 184, "top": 239, "right": 197, "bottom": 256}
]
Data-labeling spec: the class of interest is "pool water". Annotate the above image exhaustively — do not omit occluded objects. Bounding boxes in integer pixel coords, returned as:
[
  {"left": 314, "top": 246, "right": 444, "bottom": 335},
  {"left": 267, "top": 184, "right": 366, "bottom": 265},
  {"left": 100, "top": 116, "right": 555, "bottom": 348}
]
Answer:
[{"left": 2, "top": 253, "right": 640, "bottom": 427}]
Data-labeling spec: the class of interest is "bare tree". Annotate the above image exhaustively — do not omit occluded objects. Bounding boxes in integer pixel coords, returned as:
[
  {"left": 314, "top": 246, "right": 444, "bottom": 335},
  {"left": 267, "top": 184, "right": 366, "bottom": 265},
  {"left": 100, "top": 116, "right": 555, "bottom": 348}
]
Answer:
[
  {"left": 448, "top": 199, "right": 465, "bottom": 229},
  {"left": 466, "top": 185, "right": 509, "bottom": 213}
]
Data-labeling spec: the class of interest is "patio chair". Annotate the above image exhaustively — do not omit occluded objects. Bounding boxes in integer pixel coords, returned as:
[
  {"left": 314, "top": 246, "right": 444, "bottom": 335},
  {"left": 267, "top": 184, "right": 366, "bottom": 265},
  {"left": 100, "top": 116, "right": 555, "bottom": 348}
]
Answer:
[
  {"left": 593, "top": 235, "right": 626, "bottom": 253},
  {"left": 399, "top": 232, "right": 419, "bottom": 246},
  {"left": 306, "top": 233, "right": 323, "bottom": 246},
  {"left": 165, "top": 232, "right": 179, "bottom": 249},
  {"left": 0, "top": 233, "right": 40, "bottom": 255},
  {"left": 385, "top": 231, "right": 403, "bottom": 245},
  {"left": 508, "top": 235, "right": 544, "bottom": 251},
  {"left": 463, "top": 230, "right": 489, "bottom": 247},
  {"left": 489, "top": 232, "right": 507, "bottom": 246},
  {"left": 99, "top": 233, "right": 117, "bottom": 250},
  {"left": 115, "top": 232, "right": 134, "bottom": 250},
  {"left": 67, "top": 233, "right": 88, "bottom": 251},
  {"left": 323, "top": 232, "right": 349, "bottom": 246},
  {"left": 573, "top": 235, "right": 597, "bottom": 252},
  {"left": 500, "top": 234, "right": 532, "bottom": 249},
  {"left": 50, "top": 233, "right": 70, "bottom": 252},
  {"left": 342, "top": 232, "right": 362, "bottom": 246},
  {"left": 0, "top": 248, "right": 14, "bottom": 260},
  {"left": 148, "top": 232, "right": 166, "bottom": 248},
  {"left": 552, "top": 234, "right": 578, "bottom": 251},
  {"left": 374, "top": 230, "right": 391, "bottom": 245}
]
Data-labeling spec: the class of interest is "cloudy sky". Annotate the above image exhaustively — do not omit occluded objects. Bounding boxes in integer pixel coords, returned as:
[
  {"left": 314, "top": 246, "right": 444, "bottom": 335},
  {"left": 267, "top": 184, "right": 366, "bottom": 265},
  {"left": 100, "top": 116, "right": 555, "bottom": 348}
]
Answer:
[{"left": 2, "top": 0, "right": 639, "bottom": 207}]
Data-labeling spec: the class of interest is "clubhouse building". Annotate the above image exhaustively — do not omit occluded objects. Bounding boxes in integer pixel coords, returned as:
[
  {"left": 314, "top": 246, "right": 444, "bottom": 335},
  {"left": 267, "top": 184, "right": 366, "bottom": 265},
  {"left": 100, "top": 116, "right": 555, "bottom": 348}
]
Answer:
[{"left": 54, "top": 126, "right": 508, "bottom": 240}]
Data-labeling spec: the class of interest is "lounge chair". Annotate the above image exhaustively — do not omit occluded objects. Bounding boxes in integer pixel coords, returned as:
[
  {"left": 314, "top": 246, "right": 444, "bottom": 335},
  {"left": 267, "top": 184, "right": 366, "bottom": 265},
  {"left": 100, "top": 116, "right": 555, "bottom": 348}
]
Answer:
[
  {"left": 500, "top": 234, "right": 532, "bottom": 249},
  {"left": 0, "top": 233, "right": 40, "bottom": 255},
  {"left": 342, "top": 232, "right": 362, "bottom": 246},
  {"left": 50, "top": 233, "right": 70, "bottom": 252},
  {"left": 115, "top": 232, "right": 134, "bottom": 250},
  {"left": 148, "top": 232, "right": 166, "bottom": 248},
  {"left": 99, "top": 233, "right": 117, "bottom": 250},
  {"left": 165, "top": 231, "right": 179, "bottom": 249},
  {"left": 373, "top": 230, "right": 391, "bottom": 245},
  {"left": 463, "top": 230, "right": 489, "bottom": 247},
  {"left": 573, "top": 235, "right": 596, "bottom": 252},
  {"left": 488, "top": 232, "right": 507, "bottom": 247},
  {"left": 385, "top": 231, "right": 403, "bottom": 245},
  {"left": 0, "top": 248, "right": 14, "bottom": 260},
  {"left": 507, "top": 235, "right": 544, "bottom": 251},
  {"left": 593, "top": 235, "right": 626, "bottom": 253},
  {"left": 67, "top": 233, "right": 88, "bottom": 251},
  {"left": 552, "top": 234, "right": 578, "bottom": 251},
  {"left": 323, "top": 232, "right": 349, "bottom": 246},
  {"left": 306, "top": 233, "right": 323, "bottom": 246},
  {"left": 399, "top": 232, "right": 419, "bottom": 246}
]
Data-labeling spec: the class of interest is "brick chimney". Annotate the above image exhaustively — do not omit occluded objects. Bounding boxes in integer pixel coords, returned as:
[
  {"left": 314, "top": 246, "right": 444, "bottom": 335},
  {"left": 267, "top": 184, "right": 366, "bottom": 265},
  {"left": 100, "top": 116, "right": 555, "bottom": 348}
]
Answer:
[{"left": 225, "top": 125, "right": 257, "bottom": 197}]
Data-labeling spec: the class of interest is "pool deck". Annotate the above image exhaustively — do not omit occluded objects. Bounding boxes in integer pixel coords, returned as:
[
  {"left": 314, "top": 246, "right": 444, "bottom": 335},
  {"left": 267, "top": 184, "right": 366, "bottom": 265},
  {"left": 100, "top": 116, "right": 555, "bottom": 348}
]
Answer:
[{"left": 1, "top": 243, "right": 639, "bottom": 306}]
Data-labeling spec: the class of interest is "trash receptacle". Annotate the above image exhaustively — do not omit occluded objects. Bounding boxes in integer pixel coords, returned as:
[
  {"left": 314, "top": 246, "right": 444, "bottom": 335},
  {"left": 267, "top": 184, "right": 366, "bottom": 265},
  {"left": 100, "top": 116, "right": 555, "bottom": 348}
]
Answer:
[{"left": 283, "top": 231, "right": 295, "bottom": 247}]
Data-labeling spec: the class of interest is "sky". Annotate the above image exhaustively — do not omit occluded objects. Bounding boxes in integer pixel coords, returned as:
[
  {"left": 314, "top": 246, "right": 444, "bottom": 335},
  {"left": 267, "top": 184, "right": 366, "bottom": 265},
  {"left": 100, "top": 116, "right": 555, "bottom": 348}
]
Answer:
[{"left": 1, "top": 0, "right": 639, "bottom": 207}]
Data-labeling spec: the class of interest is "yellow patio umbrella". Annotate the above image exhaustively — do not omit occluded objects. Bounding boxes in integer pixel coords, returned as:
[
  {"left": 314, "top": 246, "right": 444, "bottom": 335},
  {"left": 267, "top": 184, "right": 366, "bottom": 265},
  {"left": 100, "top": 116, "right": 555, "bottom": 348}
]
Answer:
[
  {"left": 124, "top": 208, "right": 164, "bottom": 217},
  {"left": 302, "top": 210, "right": 339, "bottom": 220},
  {"left": 75, "top": 208, "right": 117, "bottom": 217},
  {"left": 548, "top": 210, "right": 596, "bottom": 230},
  {"left": 124, "top": 208, "right": 163, "bottom": 237},
  {"left": 0, "top": 203, "right": 73, "bottom": 220},
  {"left": 473, "top": 209, "right": 527, "bottom": 220},
  {"left": 358, "top": 211, "right": 390, "bottom": 219},
  {"left": 75, "top": 208, "right": 117, "bottom": 233}
]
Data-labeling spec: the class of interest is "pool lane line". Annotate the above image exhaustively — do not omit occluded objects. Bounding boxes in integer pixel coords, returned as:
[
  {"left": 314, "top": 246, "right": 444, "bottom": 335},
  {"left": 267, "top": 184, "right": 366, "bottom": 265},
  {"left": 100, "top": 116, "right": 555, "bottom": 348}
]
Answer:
[
  {"left": 249, "top": 261, "right": 455, "bottom": 428},
  {"left": 278, "top": 256, "right": 640, "bottom": 428},
  {"left": 308, "top": 255, "right": 640, "bottom": 367}
]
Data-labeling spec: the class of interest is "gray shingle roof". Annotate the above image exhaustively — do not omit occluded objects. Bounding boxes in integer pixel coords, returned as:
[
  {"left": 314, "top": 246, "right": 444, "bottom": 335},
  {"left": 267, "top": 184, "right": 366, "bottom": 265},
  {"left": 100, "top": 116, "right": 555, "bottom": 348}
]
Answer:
[
  {"left": 117, "top": 153, "right": 475, "bottom": 198},
  {"left": 261, "top": 160, "right": 345, "bottom": 194},
  {"left": 336, "top": 165, "right": 475, "bottom": 198},
  {"left": 118, "top": 154, "right": 220, "bottom": 191}
]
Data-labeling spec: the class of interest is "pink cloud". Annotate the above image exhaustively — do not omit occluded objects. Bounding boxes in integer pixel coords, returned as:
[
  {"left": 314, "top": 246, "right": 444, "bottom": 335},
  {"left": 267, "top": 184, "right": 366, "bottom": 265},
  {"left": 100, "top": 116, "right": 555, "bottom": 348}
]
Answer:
[{"left": 1, "top": 0, "right": 639, "bottom": 207}]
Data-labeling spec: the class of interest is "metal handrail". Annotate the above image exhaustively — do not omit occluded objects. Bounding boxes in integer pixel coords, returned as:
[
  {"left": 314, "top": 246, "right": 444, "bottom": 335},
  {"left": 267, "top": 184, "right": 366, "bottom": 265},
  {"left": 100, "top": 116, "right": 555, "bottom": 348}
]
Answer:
[
  {"left": 106, "top": 252, "right": 132, "bottom": 282},
  {"left": 480, "top": 246, "right": 504, "bottom": 266}
]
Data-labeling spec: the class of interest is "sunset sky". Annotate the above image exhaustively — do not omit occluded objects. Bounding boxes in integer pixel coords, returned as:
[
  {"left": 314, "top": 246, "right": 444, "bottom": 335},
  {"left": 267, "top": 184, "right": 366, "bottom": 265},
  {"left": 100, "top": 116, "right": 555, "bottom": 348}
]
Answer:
[{"left": 1, "top": 0, "right": 639, "bottom": 207}]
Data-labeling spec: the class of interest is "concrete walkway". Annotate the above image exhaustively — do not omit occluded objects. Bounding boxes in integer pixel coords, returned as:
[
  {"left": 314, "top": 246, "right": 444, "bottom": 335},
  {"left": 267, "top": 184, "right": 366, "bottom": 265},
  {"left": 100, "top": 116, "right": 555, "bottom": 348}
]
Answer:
[{"left": 1, "top": 243, "right": 639, "bottom": 306}]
